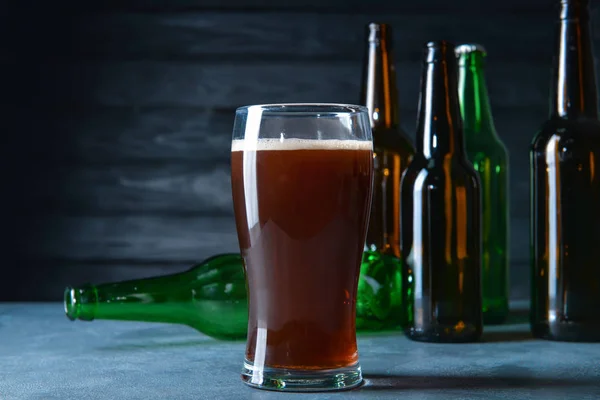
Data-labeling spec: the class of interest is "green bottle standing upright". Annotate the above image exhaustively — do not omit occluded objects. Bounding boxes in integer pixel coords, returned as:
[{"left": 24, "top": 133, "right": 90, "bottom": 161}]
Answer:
[
  {"left": 64, "top": 251, "right": 403, "bottom": 338},
  {"left": 456, "top": 44, "right": 510, "bottom": 325},
  {"left": 530, "top": 0, "right": 600, "bottom": 342},
  {"left": 400, "top": 40, "right": 483, "bottom": 343}
]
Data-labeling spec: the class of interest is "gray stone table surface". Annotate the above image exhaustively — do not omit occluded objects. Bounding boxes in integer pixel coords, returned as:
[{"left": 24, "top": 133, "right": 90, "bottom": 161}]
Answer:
[{"left": 1, "top": 303, "right": 600, "bottom": 400}]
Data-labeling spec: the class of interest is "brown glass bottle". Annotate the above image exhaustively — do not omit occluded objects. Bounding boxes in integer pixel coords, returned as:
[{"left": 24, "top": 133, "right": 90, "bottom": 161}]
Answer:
[
  {"left": 530, "top": 0, "right": 600, "bottom": 342},
  {"left": 360, "top": 23, "right": 415, "bottom": 258},
  {"left": 400, "top": 41, "right": 483, "bottom": 343}
]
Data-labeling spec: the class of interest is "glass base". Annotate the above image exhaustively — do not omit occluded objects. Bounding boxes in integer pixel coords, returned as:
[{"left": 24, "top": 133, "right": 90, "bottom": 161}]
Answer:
[{"left": 241, "top": 359, "right": 363, "bottom": 392}]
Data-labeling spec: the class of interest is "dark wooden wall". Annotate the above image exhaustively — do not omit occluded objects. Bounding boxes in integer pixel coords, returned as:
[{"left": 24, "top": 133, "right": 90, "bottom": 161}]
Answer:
[{"left": 3, "top": 0, "right": 599, "bottom": 301}]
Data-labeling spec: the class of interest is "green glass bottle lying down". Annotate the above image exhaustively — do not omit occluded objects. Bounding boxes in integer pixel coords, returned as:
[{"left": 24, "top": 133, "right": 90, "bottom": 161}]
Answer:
[{"left": 64, "top": 250, "right": 402, "bottom": 340}]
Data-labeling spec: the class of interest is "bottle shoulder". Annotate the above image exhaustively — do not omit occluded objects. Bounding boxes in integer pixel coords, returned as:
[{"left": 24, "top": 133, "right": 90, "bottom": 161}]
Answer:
[
  {"left": 403, "top": 155, "right": 480, "bottom": 187},
  {"left": 531, "top": 117, "right": 600, "bottom": 151}
]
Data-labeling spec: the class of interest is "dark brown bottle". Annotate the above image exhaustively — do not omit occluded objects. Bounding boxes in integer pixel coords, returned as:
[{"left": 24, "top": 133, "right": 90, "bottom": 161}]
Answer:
[
  {"left": 360, "top": 23, "right": 415, "bottom": 258},
  {"left": 400, "top": 40, "right": 483, "bottom": 343},
  {"left": 530, "top": 0, "right": 600, "bottom": 342}
]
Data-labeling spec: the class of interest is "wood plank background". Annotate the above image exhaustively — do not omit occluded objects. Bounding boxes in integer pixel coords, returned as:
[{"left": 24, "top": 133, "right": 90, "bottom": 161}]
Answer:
[{"left": 3, "top": 0, "right": 600, "bottom": 300}]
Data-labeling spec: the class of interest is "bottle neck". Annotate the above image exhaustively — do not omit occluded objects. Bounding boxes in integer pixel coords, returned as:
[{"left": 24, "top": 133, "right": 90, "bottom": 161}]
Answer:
[
  {"left": 360, "top": 23, "right": 400, "bottom": 130},
  {"left": 64, "top": 272, "right": 192, "bottom": 324},
  {"left": 458, "top": 51, "right": 496, "bottom": 141},
  {"left": 417, "top": 45, "right": 465, "bottom": 158},
  {"left": 551, "top": 0, "right": 598, "bottom": 119}
]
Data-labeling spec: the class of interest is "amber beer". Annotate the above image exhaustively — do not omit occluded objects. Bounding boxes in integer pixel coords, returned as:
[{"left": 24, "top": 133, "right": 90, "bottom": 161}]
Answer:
[{"left": 231, "top": 138, "right": 373, "bottom": 370}]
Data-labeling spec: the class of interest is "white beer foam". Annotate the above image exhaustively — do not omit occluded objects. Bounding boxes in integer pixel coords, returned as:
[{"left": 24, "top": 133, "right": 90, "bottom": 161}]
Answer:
[{"left": 231, "top": 138, "right": 372, "bottom": 152}]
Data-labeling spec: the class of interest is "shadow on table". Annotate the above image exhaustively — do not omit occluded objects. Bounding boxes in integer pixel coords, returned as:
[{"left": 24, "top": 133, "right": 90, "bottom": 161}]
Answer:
[
  {"left": 480, "top": 330, "right": 534, "bottom": 343},
  {"left": 97, "top": 340, "right": 218, "bottom": 351},
  {"left": 95, "top": 326, "right": 244, "bottom": 351},
  {"left": 357, "top": 330, "right": 403, "bottom": 339},
  {"left": 358, "top": 330, "right": 534, "bottom": 343},
  {"left": 361, "top": 374, "right": 599, "bottom": 391}
]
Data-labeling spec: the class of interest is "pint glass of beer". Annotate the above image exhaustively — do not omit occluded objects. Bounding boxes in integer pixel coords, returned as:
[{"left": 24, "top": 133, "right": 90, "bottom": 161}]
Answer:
[{"left": 230, "top": 104, "right": 374, "bottom": 391}]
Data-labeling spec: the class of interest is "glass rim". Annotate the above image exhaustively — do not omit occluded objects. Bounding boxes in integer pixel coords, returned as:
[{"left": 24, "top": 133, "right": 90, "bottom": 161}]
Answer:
[{"left": 235, "top": 103, "right": 368, "bottom": 117}]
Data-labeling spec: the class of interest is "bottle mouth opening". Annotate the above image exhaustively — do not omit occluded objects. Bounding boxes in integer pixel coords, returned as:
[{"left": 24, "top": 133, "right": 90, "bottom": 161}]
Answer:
[
  {"left": 560, "top": 0, "right": 588, "bottom": 5},
  {"left": 367, "top": 22, "right": 392, "bottom": 44},
  {"left": 426, "top": 40, "right": 454, "bottom": 50},
  {"left": 559, "top": 0, "right": 590, "bottom": 18},
  {"left": 425, "top": 41, "right": 457, "bottom": 64},
  {"left": 64, "top": 285, "right": 97, "bottom": 321},
  {"left": 64, "top": 286, "right": 79, "bottom": 320},
  {"left": 456, "top": 44, "right": 487, "bottom": 68},
  {"left": 455, "top": 44, "right": 487, "bottom": 56}
]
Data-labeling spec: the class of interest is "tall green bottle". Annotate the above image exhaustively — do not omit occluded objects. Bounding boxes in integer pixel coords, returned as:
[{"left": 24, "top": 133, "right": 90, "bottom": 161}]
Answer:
[
  {"left": 456, "top": 44, "right": 510, "bottom": 324},
  {"left": 64, "top": 251, "right": 402, "bottom": 339}
]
